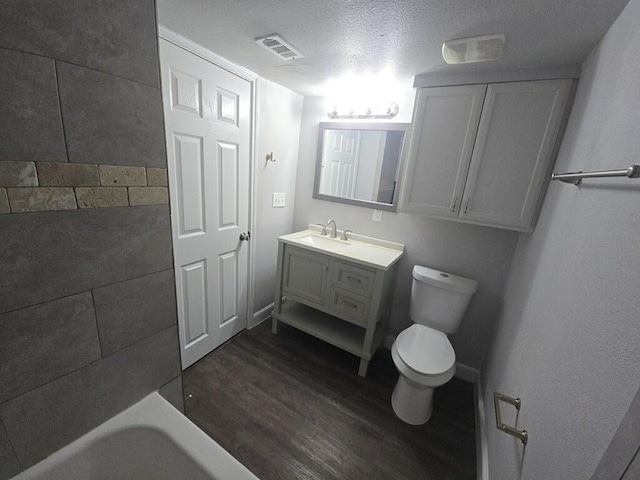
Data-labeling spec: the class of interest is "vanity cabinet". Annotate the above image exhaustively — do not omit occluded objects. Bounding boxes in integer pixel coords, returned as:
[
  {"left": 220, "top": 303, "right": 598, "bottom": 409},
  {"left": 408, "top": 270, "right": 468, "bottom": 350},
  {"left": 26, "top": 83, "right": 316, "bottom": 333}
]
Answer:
[
  {"left": 401, "top": 79, "right": 573, "bottom": 231},
  {"left": 272, "top": 240, "right": 400, "bottom": 377}
]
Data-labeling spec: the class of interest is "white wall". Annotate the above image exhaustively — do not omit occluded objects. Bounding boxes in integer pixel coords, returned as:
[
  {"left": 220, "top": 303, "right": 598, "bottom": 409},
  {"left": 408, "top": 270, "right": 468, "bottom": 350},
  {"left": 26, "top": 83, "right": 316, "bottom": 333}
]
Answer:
[
  {"left": 292, "top": 93, "right": 520, "bottom": 369},
  {"left": 481, "top": 0, "right": 640, "bottom": 477},
  {"left": 251, "top": 78, "right": 303, "bottom": 325}
]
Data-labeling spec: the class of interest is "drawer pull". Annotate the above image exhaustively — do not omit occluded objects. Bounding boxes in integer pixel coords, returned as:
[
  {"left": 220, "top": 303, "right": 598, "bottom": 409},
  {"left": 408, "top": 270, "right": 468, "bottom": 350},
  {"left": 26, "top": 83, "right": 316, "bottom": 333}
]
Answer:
[
  {"left": 341, "top": 300, "right": 358, "bottom": 309},
  {"left": 345, "top": 275, "right": 362, "bottom": 284}
]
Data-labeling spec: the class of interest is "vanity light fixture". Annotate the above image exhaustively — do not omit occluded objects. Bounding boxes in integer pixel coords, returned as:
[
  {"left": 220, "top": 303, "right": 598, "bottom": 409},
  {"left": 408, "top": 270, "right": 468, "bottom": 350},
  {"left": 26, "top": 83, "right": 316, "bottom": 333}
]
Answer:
[
  {"left": 327, "top": 102, "right": 399, "bottom": 119},
  {"left": 254, "top": 34, "right": 304, "bottom": 61},
  {"left": 442, "top": 33, "right": 506, "bottom": 64}
]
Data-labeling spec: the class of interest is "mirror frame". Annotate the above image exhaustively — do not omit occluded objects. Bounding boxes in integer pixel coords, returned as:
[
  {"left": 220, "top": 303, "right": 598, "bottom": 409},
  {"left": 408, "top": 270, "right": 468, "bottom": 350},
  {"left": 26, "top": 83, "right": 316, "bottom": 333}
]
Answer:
[{"left": 313, "top": 122, "right": 411, "bottom": 212}]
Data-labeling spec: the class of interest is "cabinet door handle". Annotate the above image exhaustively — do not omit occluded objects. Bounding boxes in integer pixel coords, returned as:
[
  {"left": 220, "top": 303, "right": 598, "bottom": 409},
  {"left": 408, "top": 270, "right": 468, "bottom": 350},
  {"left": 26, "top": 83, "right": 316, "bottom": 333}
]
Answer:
[
  {"left": 322, "top": 264, "right": 328, "bottom": 271},
  {"left": 341, "top": 299, "right": 358, "bottom": 309},
  {"left": 463, "top": 198, "right": 470, "bottom": 215},
  {"left": 451, "top": 196, "right": 458, "bottom": 212},
  {"left": 344, "top": 275, "right": 361, "bottom": 284}
]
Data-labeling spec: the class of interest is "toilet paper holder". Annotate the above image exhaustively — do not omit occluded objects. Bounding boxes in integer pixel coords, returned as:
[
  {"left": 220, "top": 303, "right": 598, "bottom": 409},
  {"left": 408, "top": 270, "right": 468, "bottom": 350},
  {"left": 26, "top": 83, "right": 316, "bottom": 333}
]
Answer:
[{"left": 494, "top": 392, "right": 528, "bottom": 445}]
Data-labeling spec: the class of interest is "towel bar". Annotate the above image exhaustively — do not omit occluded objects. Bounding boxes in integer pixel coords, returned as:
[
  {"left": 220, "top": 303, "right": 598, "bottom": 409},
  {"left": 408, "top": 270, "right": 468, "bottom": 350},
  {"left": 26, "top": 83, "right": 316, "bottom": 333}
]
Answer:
[{"left": 551, "top": 165, "right": 640, "bottom": 186}]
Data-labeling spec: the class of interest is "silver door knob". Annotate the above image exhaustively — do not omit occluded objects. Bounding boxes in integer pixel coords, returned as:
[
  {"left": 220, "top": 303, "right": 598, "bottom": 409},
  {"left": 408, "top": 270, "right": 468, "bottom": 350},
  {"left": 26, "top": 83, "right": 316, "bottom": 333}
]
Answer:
[{"left": 239, "top": 232, "right": 251, "bottom": 241}]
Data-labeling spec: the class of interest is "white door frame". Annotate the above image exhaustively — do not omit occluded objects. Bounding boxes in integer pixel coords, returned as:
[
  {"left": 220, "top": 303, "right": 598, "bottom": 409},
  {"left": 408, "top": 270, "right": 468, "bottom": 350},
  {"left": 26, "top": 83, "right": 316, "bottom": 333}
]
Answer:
[{"left": 158, "top": 25, "right": 259, "bottom": 336}]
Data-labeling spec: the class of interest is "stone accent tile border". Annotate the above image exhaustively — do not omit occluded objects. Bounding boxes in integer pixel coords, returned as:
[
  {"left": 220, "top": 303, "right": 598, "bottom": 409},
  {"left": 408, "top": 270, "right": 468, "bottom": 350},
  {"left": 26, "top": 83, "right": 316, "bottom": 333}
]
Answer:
[
  {"left": 146, "top": 168, "right": 168, "bottom": 187},
  {"left": 0, "top": 162, "right": 38, "bottom": 187},
  {"left": 129, "top": 186, "right": 168, "bottom": 206},
  {"left": 38, "top": 162, "right": 99, "bottom": 187},
  {"left": 0, "top": 161, "right": 168, "bottom": 214},
  {"left": 76, "top": 187, "right": 129, "bottom": 208},
  {"left": 8, "top": 187, "right": 77, "bottom": 213},
  {"left": 99, "top": 165, "right": 146, "bottom": 186},
  {"left": 0, "top": 189, "right": 10, "bottom": 214}
]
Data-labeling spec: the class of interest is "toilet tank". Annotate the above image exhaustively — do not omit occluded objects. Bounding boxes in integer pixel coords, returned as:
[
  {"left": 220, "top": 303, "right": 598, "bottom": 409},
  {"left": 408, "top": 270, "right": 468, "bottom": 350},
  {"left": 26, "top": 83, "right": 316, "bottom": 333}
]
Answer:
[{"left": 409, "top": 266, "right": 479, "bottom": 334}]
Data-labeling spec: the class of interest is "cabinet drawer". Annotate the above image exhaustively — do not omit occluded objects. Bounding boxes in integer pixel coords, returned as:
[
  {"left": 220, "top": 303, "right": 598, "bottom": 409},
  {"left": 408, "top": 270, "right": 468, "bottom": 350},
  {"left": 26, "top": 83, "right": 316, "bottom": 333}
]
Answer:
[
  {"left": 329, "top": 288, "right": 370, "bottom": 327},
  {"left": 333, "top": 261, "right": 375, "bottom": 297}
]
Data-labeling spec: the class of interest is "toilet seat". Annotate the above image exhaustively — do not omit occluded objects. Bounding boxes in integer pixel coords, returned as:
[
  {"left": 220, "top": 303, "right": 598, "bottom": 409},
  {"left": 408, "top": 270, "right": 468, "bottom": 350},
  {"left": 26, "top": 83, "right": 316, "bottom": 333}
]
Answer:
[{"left": 392, "top": 324, "right": 456, "bottom": 387}]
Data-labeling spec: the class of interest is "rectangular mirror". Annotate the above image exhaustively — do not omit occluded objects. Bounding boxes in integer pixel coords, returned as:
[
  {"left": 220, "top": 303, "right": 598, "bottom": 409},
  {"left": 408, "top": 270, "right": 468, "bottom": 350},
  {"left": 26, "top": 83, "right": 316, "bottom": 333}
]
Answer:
[{"left": 313, "top": 122, "right": 411, "bottom": 211}]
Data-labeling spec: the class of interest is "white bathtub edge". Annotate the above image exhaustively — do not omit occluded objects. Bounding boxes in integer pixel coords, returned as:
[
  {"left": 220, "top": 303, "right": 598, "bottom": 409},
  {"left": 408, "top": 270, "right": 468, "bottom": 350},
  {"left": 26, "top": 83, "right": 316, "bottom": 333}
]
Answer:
[{"left": 11, "top": 392, "right": 259, "bottom": 480}]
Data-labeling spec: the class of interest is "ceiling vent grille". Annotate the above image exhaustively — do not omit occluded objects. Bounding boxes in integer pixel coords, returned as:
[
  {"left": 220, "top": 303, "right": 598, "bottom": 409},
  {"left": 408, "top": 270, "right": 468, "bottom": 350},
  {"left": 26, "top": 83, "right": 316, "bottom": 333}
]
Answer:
[{"left": 255, "top": 34, "right": 304, "bottom": 61}]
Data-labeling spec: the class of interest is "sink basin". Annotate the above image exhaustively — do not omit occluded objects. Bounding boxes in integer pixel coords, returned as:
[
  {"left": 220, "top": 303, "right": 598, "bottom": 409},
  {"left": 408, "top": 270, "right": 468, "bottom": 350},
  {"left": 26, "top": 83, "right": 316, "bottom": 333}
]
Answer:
[
  {"left": 278, "top": 226, "right": 404, "bottom": 270},
  {"left": 295, "top": 234, "right": 352, "bottom": 251}
]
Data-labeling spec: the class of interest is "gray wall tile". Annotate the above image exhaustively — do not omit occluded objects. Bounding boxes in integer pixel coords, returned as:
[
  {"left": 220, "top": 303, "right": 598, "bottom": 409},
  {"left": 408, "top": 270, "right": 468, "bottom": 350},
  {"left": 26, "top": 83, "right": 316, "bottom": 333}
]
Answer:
[
  {"left": 0, "top": 205, "right": 173, "bottom": 315},
  {"left": 0, "top": 293, "right": 101, "bottom": 404},
  {"left": 0, "top": 49, "right": 66, "bottom": 163},
  {"left": 159, "top": 376, "right": 185, "bottom": 414},
  {"left": 94, "top": 269, "right": 178, "bottom": 355},
  {"left": 0, "top": 0, "right": 160, "bottom": 87},
  {"left": 57, "top": 62, "right": 166, "bottom": 168},
  {"left": 0, "top": 326, "right": 180, "bottom": 468},
  {"left": 0, "top": 421, "right": 20, "bottom": 480}
]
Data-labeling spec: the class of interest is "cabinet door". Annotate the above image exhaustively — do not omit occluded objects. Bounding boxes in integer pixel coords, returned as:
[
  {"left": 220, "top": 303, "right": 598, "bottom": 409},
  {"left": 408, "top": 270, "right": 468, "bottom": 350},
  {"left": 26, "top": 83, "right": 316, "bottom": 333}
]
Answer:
[
  {"left": 281, "top": 246, "right": 329, "bottom": 307},
  {"left": 401, "top": 84, "right": 486, "bottom": 217},
  {"left": 460, "top": 80, "right": 571, "bottom": 229}
]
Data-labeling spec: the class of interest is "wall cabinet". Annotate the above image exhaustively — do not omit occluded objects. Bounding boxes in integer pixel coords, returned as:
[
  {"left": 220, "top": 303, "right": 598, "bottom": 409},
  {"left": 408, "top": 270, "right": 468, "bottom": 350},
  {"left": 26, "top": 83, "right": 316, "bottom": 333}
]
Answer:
[
  {"left": 272, "top": 242, "right": 399, "bottom": 377},
  {"left": 401, "top": 79, "right": 573, "bottom": 231}
]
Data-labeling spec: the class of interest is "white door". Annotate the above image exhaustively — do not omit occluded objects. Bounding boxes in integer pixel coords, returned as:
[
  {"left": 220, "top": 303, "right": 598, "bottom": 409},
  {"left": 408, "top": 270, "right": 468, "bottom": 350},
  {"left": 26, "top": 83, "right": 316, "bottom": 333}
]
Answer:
[
  {"left": 159, "top": 39, "right": 251, "bottom": 369},
  {"left": 320, "top": 129, "right": 361, "bottom": 198},
  {"left": 401, "top": 84, "right": 486, "bottom": 217}
]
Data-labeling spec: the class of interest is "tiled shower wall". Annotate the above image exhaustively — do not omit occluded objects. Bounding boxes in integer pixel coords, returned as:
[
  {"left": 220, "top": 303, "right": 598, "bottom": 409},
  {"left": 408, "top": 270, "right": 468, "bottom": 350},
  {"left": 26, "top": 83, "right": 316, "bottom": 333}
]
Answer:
[{"left": 0, "top": 1, "right": 182, "bottom": 477}]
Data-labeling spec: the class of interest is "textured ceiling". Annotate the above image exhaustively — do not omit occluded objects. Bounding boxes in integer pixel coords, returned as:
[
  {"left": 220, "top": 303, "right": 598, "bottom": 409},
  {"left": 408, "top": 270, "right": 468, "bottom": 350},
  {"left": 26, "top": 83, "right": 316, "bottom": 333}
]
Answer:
[{"left": 157, "top": 0, "right": 630, "bottom": 96}]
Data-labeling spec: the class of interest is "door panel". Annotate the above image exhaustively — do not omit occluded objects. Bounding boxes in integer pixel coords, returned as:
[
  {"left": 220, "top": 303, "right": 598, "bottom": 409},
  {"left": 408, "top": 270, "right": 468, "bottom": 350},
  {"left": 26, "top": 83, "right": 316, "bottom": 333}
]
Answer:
[
  {"left": 160, "top": 39, "right": 251, "bottom": 369},
  {"left": 401, "top": 84, "right": 486, "bottom": 217},
  {"left": 461, "top": 80, "right": 571, "bottom": 228},
  {"left": 173, "top": 133, "right": 205, "bottom": 236}
]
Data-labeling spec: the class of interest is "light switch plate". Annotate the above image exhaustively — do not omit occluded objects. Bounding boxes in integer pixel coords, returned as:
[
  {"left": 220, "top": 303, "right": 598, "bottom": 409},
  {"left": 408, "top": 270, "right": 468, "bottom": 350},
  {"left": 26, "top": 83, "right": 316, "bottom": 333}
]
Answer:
[
  {"left": 272, "top": 193, "right": 286, "bottom": 208},
  {"left": 372, "top": 209, "right": 383, "bottom": 222}
]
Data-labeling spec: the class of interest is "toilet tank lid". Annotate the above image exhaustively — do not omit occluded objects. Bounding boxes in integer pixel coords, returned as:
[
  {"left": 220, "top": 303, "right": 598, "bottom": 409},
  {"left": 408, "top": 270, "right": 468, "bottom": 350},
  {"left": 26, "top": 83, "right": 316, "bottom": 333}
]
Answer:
[{"left": 412, "top": 265, "right": 479, "bottom": 294}]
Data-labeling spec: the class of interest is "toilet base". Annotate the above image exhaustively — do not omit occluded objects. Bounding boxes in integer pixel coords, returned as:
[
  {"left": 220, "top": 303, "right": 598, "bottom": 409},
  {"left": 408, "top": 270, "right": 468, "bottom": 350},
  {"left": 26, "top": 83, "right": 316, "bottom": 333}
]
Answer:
[{"left": 391, "top": 375, "right": 434, "bottom": 425}]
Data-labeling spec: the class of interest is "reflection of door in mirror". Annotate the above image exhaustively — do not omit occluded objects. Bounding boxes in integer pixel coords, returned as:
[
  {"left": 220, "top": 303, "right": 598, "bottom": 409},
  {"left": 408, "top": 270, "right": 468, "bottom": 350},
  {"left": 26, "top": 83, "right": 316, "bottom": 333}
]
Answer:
[
  {"left": 320, "top": 129, "right": 362, "bottom": 198},
  {"left": 321, "top": 129, "right": 397, "bottom": 202}
]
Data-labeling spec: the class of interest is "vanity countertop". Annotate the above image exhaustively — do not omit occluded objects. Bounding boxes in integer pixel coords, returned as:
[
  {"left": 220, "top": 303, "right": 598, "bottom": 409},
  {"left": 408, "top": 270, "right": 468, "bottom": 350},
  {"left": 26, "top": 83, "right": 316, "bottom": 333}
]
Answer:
[{"left": 278, "top": 225, "right": 404, "bottom": 270}]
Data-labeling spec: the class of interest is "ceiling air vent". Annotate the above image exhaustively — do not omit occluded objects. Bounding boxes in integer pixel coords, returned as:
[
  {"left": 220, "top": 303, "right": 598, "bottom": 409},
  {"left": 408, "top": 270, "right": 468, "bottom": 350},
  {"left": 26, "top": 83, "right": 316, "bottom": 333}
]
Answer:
[
  {"left": 442, "top": 34, "right": 506, "bottom": 64},
  {"left": 255, "top": 34, "right": 304, "bottom": 61}
]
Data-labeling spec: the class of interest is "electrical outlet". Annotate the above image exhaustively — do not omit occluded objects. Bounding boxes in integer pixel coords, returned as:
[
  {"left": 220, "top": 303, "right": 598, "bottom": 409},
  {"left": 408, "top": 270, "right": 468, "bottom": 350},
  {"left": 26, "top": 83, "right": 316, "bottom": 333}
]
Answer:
[
  {"left": 272, "top": 193, "right": 286, "bottom": 208},
  {"left": 372, "top": 209, "right": 383, "bottom": 222}
]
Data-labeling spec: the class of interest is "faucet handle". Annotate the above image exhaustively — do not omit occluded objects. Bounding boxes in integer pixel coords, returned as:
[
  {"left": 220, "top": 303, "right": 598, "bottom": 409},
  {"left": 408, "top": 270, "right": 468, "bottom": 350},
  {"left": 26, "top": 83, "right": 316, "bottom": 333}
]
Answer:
[
  {"left": 341, "top": 230, "right": 352, "bottom": 241},
  {"left": 317, "top": 223, "right": 328, "bottom": 236}
]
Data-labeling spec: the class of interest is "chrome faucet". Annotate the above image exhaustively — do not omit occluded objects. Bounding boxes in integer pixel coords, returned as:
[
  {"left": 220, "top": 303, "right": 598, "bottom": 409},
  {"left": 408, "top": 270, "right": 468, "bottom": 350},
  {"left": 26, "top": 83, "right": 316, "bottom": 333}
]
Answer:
[{"left": 326, "top": 219, "right": 337, "bottom": 238}]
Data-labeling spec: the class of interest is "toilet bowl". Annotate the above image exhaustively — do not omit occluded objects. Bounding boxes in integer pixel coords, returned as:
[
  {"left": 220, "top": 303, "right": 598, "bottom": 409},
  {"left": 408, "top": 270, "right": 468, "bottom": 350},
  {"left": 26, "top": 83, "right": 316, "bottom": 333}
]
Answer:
[
  {"left": 391, "top": 324, "right": 456, "bottom": 424},
  {"left": 390, "top": 265, "right": 478, "bottom": 425}
]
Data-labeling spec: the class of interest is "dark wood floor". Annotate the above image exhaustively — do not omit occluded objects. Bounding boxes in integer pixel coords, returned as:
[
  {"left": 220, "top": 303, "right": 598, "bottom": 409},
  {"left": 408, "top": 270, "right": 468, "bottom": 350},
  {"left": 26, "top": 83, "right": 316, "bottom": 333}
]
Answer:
[{"left": 182, "top": 321, "right": 477, "bottom": 480}]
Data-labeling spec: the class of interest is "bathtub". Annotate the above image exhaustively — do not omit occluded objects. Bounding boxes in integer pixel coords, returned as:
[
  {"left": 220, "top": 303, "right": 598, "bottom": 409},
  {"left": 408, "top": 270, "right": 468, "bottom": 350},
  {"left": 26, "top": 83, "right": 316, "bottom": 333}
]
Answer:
[{"left": 11, "top": 392, "right": 259, "bottom": 480}]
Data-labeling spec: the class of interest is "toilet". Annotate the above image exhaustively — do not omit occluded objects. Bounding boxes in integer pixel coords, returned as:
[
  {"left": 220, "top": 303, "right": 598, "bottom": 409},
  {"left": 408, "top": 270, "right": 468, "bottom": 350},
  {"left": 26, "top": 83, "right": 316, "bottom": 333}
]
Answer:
[{"left": 391, "top": 265, "right": 478, "bottom": 425}]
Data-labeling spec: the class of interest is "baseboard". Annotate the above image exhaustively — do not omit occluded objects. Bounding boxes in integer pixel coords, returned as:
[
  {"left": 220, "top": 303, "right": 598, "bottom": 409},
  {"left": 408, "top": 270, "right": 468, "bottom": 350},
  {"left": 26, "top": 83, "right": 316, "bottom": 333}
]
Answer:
[
  {"left": 455, "top": 362, "right": 479, "bottom": 383},
  {"left": 249, "top": 302, "right": 273, "bottom": 329},
  {"left": 475, "top": 377, "right": 490, "bottom": 480},
  {"left": 383, "top": 333, "right": 395, "bottom": 350}
]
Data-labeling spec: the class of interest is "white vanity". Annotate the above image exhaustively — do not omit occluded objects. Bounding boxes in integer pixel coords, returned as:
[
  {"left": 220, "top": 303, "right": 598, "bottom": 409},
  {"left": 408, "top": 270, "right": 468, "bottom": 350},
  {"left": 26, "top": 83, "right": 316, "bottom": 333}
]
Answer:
[{"left": 272, "top": 225, "right": 404, "bottom": 377}]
